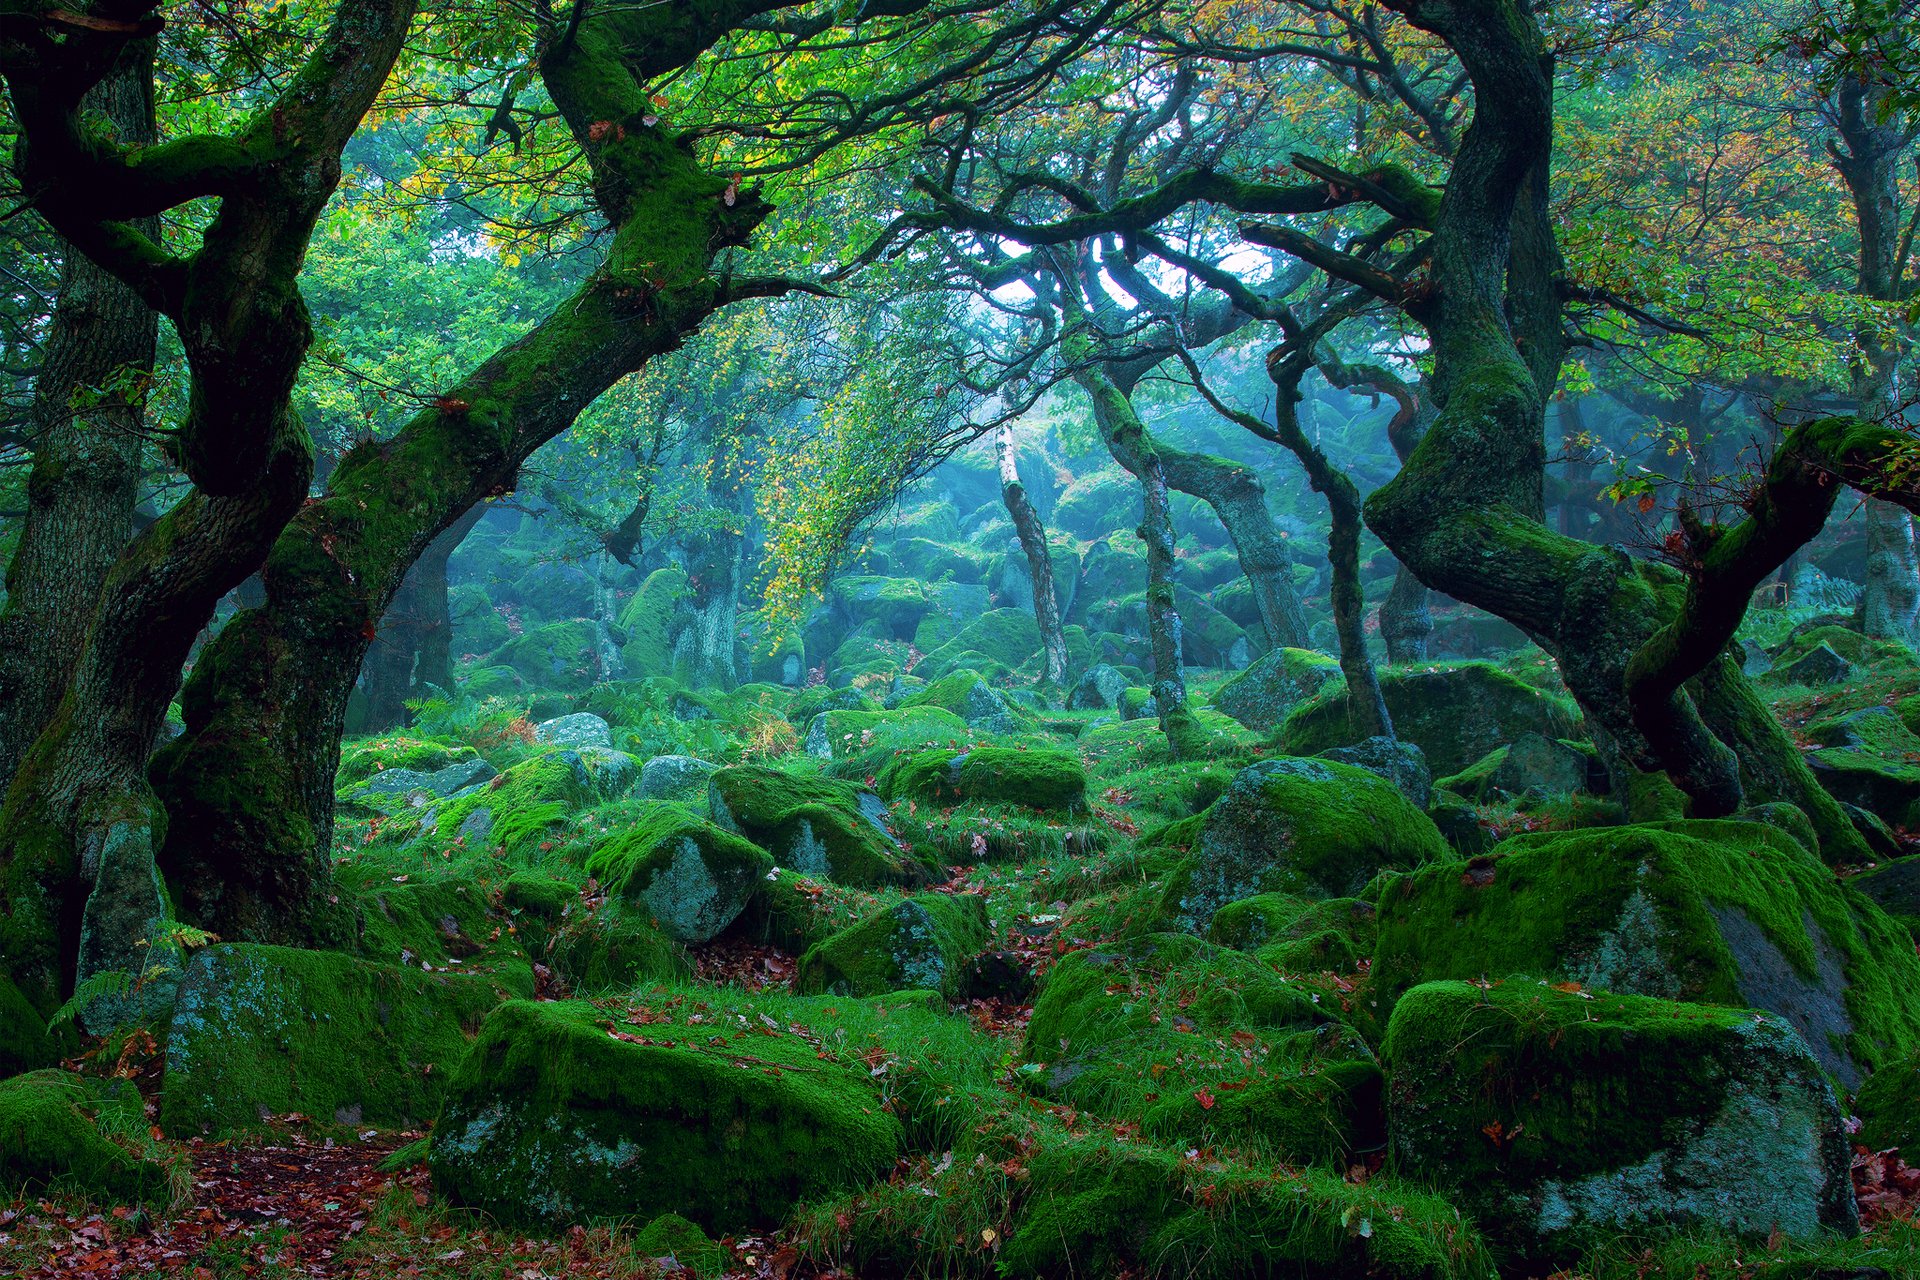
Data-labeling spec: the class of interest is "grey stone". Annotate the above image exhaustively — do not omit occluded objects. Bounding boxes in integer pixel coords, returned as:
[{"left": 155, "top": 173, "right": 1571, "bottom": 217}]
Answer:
[
  {"left": 1777, "top": 643, "right": 1853, "bottom": 686},
  {"left": 1067, "top": 663, "right": 1128, "bottom": 711},
  {"left": 1319, "top": 736, "right": 1432, "bottom": 810},
  {"left": 638, "top": 755, "right": 721, "bottom": 804},
  {"left": 534, "top": 712, "right": 613, "bottom": 749}
]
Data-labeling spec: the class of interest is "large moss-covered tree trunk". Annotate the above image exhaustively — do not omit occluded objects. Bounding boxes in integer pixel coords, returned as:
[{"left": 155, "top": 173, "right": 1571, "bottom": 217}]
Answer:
[
  {"left": 0, "top": 52, "right": 156, "bottom": 789},
  {"left": 153, "top": 2, "right": 779, "bottom": 939},
  {"left": 997, "top": 424, "right": 1069, "bottom": 685},
  {"left": 1357, "top": 0, "right": 1866, "bottom": 861},
  {"left": 0, "top": 0, "right": 418, "bottom": 1012}
]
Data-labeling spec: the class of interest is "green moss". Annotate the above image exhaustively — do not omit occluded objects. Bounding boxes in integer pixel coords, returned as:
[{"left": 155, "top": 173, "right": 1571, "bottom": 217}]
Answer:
[
  {"left": 1209, "top": 893, "right": 1377, "bottom": 974},
  {"left": 1020, "top": 932, "right": 1377, "bottom": 1161},
  {"left": 731, "top": 868, "right": 883, "bottom": 954},
  {"left": 544, "top": 900, "right": 691, "bottom": 993},
  {"left": 914, "top": 609, "right": 1043, "bottom": 681},
  {"left": 0, "top": 972, "right": 57, "bottom": 1076},
  {"left": 709, "top": 763, "right": 935, "bottom": 887},
  {"left": 999, "top": 1134, "right": 1493, "bottom": 1280},
  {"left": 617, "top": 567, "right": 690, "bottom": 677},
  {"left": 0, "top": 1070, "right": 178, "bottom": 1206},
  {"left": 1383, "top": 980, "right": 1856, "bottom": 1251},
  {"left": 1165, "top": 757, "right": 1447, "bottom": 933},
  {"left": 633, "top": 1212, "right": 729, "bottom": 1277},
  {"left": 582, "top": 801, "right": 773, "bottom": 944},
  {"left": 337, "top": 736, "right": 479, "bottom": 785},
  {"left": 803, "top": 705, "right": 969, "bottom": 767},
  {"left": 159, "top": 943, "right": 530, "bottom": 1137},
  {"left": 878, "top": 745, "right": 1087, "bottom": 813},
  {"left": 492, "top": 619, "right": 608, "bottom": 693},
  {"left": 337, "top": 868, "right": 527, "bottom": 974},
  {"left": 796, "top": 892, "right": 989, "bottom": 998},
  {"left": 1212, "top": 647, "right": 1342, "bottom": 733},
  {"left": 431, "top": 752, "right": 593, "bottom": 860},
  {"left": 1370, "top": 821, "right": 1920, "bottom": 1088},
  {"left": 429, "top": 998, "right": 903, "bottom": 1230},
  {"left": 1280, "top": 661, "right": 1580, "bottom": 776},
  {"left": 1855, "top": 1047, "right": 1920, "bottom": 1153}
]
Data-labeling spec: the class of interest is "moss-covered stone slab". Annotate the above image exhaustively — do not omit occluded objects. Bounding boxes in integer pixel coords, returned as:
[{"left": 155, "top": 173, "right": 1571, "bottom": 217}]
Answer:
[
  {"left": 1852, "top": 855, "right": 1920, "bottom": 941},
  {"left": 911, "top": 609, "right": 1043, "bottom": 682},
  {"left": 428, "top": 751, "right": 594, "bottom": 859},
  {"left": 1022, "top": 933, "right": 1373, "bottom": 1163},
  {"left": 637, "top": 754, "right": 721, "bottom": 803},
  {"left": 160, "top": 943, "right": 529, "bottom": 1136},
  {"left": 582, "top": 802, "right": 773, "bottom": 944},
  {"left": 337, "top": 737, "right": 483, "bottom": 786},
  {"left": 1280, "top": 661, "right": 1580, "bottom": 776},
  {"left": 898, "top": 670, "right": 1028, "bottom": 733},
  {"left": 1209, "top": 893, "right": 1377, "bottom": 974},
  {"left": 493, "top": 619, "right": 618, "bottom": 693},
  {"left": 1383, "top": 980, "right": 1856, "bottom": 1252},
  {"left": 1371, "top": 821, "right": 1920, "bottom": 1088},
  {"left": 796, "top": 892, "right": 989, "bottom": 998},
  {"left": 1856, "top": 1048, "right": 1920, "bottom": 1154},
  {"left": 429, "top": 999, "right": 901, "bottom": 1230},
  {"left": 878, "top": 746, "right": 1087, "bottom": 813},
  {"left": 1164, "top": 757, "right": 1446, "bottom": 933},
  {"left": 0, "top": 1070, "right": 177, "bottom": 1206},
  {"left": 708, "top": 764, "right": 935, "bottom": 887},
  {"left": 1211, "top": 647, "right": 1340, "bottom": 733}
]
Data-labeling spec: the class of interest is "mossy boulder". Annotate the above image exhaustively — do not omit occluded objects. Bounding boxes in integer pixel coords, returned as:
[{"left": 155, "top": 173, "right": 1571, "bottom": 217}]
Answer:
[
  {"left": 430, "top": 999, "right": 901, "bottom": 1230},
  {"left": 1383, "top": 980, "right": 1856, "bottom": 1252},
  {"left": 708, "top": 764, "right": 934, "bottom": 887},
  {"left": 829, "top": 575, "right": 932, "bottom": 639},
  {"left": 1803, "top": 706, "right": 1920, "bottom": 827},
  {"left": 545, "top": 901, "right": 691, "bottom": 993},
  {"left": 337, "top": 756, "right": 496, "bottom": 818},
  {"left": 460, "top": 663, "right": 525, "bottom": 700},
  {"left": 1209, "top": 893, "right": 1377, "bottom": 974},
  {"left": 493, "top": 619, "right": 615, "bottom": 694},
  {"left": 618, "top": 567, "right": 692, "bottom": 677},
  {"left": 802, "top": 705, "right": 968, "bottom": 762},
  {"left": 1211, "top": 647, "right": 1341, "bottom": 733},
  {"left": 1855, "top": 1048, "right": 1920, "bottom": 1153},
  {"left": 160, "top": 943, "right": 529, "bottom": 1136},
  {"left": 583, "top": 802, "right": 774, "bottom": 945},
  {"left": 998, "top": 1133, "right": 1491, "bottom": 1280},
  {"left": 633, "top": 1212, "right": 729, "bottom": 1277},
  {"left": 796, "top": 892, "right": 989, "bottom": 998},
  {"left": 913, "top": 609, "right": 1043, "bottom": 681},
  {"left": 878, "top": 746, "right": 1088, "bottom": 813},
  {"left": 338, "top": 737, "right": 481, "bottom": 786},
  {"left": 504, "top": 561, "right": 598, "bottom": 622},
  {"left": 898, "top": 669, "right": 1027, "bottom": 733},
  {"left": 1022, "top": 933, "right": 1374, "bottom": 1162},
  {"left": 430, "top": 751, "right": 594, "bottom": 859},
  {"left": 1371, "top": 822, "right": 1920, "bottom": 1088},
  {"left": 0, "top": 1070, "right": 175, "bottom": 1205},
  {"left": 1280, "top": 661, "right": 1580, "bottom": 777},
  {"left": 1164, "top": 757, "right": 1447, "bottom": 934},
  {"left": 1852, "top": 856, "right": 1920, "bottom": 940}
]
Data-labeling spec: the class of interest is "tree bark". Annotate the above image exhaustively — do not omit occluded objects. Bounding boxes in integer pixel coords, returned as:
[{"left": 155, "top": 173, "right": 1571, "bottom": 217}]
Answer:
[
  {"left": 997, "top": 424, "right": 1069, "bottom": 685},
  {"left": 152, "top": 3, "right": 780, "bottom": 940},
  {"left": 0, "top": 51, "right": 156, "bottom": 790}
]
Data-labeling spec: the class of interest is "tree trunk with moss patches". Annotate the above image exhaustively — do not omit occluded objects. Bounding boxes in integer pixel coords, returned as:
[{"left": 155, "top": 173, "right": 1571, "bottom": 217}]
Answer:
[
  {"left": 1835, "top": 75, "right": 1916, "bottom": 646},
  {"left": 1156, "top": 450, "right": 1310, "bottom": 653},
  {"left": 152, "top": 5, "right": 778, "bottom": 939},
  {"left": 1068, "top": 349, "right": 1205, "bottom": 756},
  {"left": 0, "top": 54, "right": 156, "bottom": 790},
  {"left": 357, "top": 504, "right": 481, "bottom": 730},
  {"left": 1355, "top": 0, "right": 1867, "bottom": 861},
  {"left": 997, "top": 424, "right": 1069, "bottom": 685}
]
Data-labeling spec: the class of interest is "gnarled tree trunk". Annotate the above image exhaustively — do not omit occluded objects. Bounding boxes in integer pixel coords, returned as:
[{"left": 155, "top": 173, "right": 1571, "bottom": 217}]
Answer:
[{"left": 997, "top": 424, "right": 1069, "bottom": 685}]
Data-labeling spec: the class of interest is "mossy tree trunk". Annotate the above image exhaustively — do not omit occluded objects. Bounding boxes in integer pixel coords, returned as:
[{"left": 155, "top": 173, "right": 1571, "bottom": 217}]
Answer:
[
  {"left": 153, "top": 0, "right": 784, "bottom": 939},
  {"left": 997, "top": 424, "right": 1069, "bottom": 686},
  {"left": 1834, "top": 75, "right": 1917, "bottom": 646},
  {"left": 0, "top": 0, "right": 419, "bottom": 1012},
  {"left": 1353, "top": 0, "right": 1869, "bottom": 861},
  {"left": 0, "top": 50, "right": 156, "bottom": 790}
]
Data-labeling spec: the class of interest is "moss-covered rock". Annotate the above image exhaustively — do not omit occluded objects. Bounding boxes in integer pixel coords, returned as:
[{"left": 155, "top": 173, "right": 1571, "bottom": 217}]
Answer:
[
  {"left": 1851, "top": 856, "right": 1920, "bottom": 941},
  {"left": 1383, "top": 980, "right": 1856, "bottom": 1252},
  {"left": 1855, "top": 1048, "right": 1920, "bottom": 1153},
  {"left": 1209, "top": 893, "right": 1377, "bottom": 973},
  {"left": 1165, "top": 757, "right": 1447, "bottom": 933},
  {"left": 0, "top": 1070, "right": 175, "bottom": 1205},
  {"left": 802, "top": 705, "right": 968, "bottom": 763},
  {"left": 998, "top": 1133, "right": 1491, "bottom": 1280},
  {"left": 795, "top": 892, "right": 988, "bottom": 998},
  {"left": 160, "top": 943, "right": 529, "bottom": 1136},
  {"left": 1281, "top": 661, "right": 1580, "bottom": 776},
  {"left": 428, "top": 751, "right": 594, "bottom": 859},
  {"left": 618, "top": 567, "right": 691, "bottom": 677},
  {"left": 429, "top": 999, "right": 902, "bottom": 1230},
  {"left": 637, "top": 754, "right": 722, "bottom": 804},
  {"left": 633, "top": 1212, "right": 729, "bottom": 1277},
  {"left": 493, "top": 619, "right": 615, "bottom": 693},
  {"left": 544, "top": 901, "right": 691, "bottom": 993},
  {"left": 878, "top": 746, "right": 1088, "bottom": 813},
  {"left": 338, "top": 737, "right": 482, "bottom": 786},
  {"left": 913, "top": 609, "right": 1043, "bottom": 681},
  {"left": 1371, "top": 822, "right": 1920, "bottom": 1088},
  {"left": 708, "top": 764, "right": 934, "bottom": 887},
  {"left": 1212, "top": 647, "right": 1342, "bottom": 733},
  {"left": 1022, "top": 933, "right": 1373, "bottom": 1162},
  {"left": 583, "top": 802, "right": 774, "bottom": 945},
  {"left": 898, "top": 669, "right": 1029, "bottom": 733}
]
